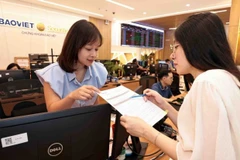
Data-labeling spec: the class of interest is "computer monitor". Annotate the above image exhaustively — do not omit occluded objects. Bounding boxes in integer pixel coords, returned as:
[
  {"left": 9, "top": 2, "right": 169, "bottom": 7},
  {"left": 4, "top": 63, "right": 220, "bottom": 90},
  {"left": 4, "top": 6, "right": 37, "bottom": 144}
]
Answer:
[
  {"left": 149, "top": 64, "right": 156, "bottom": 74},
  {"left": 30, "top": 62, "right": 51, "bottom": 70},
  {"left": 0, "top": 104, "right": 111, "bottom": 160},
  {"left": 156, "top": 63, "right": 168, "bottom": 74},
  {"left": 29, "top": 54, "right": 49, "bottom": 62},
  {"left": 0, "top": 70, "right": 30, "bottom": 84},
  {"left": 123, "top": 63, "right": 137, "bottom": 80}
]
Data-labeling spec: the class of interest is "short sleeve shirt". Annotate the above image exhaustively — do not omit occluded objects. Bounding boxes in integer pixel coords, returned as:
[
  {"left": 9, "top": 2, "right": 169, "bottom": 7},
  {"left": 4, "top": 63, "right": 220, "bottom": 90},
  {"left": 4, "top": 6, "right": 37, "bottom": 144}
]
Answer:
[
  {"left": 35, "top": 62, "right": 107, "bottom": 108},
  {"left": 151, "top": 82, "right": 173, "bottom": 98}
]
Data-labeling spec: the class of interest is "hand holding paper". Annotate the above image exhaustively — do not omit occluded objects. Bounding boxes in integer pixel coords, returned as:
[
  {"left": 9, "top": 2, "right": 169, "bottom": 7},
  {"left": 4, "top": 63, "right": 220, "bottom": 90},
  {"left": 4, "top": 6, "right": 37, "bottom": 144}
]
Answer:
[{"left": 98, "top": 86, "right": 167, "bottom": 126}]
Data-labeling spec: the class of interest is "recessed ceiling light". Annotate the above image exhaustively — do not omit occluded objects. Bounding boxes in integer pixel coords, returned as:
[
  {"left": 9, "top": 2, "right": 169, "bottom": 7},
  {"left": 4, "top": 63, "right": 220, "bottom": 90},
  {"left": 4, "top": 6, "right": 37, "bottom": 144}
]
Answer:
[
  {"left": 106, "top": 0, "right": 134, "bottom": 10},
  {"left": 143, "top": 12, "right": 147, "bottom": 15},
  {"left": 169, "top": 27, "right": 177, "bottom": 30},
  {"left": 186, "top": 4, "right": 190, "bottom": 7},
  {"left": 38, "top": 0, "right": 103, "bottom": 17}
]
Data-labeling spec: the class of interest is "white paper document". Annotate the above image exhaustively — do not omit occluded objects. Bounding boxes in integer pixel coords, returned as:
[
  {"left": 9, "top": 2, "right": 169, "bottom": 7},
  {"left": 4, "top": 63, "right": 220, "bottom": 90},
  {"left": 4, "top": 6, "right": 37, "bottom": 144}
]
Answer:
[{"left": 98, "top": 85, "right": 167, "bottom": 126}]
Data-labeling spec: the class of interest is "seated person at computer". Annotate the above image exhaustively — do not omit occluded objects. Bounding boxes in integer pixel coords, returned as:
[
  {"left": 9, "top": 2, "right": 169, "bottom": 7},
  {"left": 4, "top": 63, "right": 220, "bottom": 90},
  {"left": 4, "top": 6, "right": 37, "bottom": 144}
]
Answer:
[
  {"left": 35, "top": 20, "right": 107, "bottom": 112},
  {"left": 165, "top": 58, "right": 176, "bottom": 72},
  {"left": 6, "top": 63, "right": 21, "bottom": 70},
  {"left": 151, "top": 70, "right": 174, "bottom": 102},
  {"left": 132, "top": 58, "right": 148, "bottom": 75}
]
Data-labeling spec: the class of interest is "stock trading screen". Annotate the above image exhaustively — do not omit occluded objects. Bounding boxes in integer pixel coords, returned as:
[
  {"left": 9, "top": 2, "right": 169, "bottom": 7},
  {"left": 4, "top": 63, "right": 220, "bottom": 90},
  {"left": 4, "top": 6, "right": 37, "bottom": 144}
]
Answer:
[{"left": 121, "top": 23, "right": 163, "bottom": 48}]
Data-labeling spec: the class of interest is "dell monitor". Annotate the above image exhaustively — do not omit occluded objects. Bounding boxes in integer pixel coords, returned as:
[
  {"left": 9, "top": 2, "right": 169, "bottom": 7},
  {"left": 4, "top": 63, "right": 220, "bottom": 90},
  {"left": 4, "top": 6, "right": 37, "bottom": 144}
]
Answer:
[
  {"left": 0, "top": 70, "right": 30, "bottom": 84},
  {"left": 0, "top": 103, "right": 111, "bottom": 160}
]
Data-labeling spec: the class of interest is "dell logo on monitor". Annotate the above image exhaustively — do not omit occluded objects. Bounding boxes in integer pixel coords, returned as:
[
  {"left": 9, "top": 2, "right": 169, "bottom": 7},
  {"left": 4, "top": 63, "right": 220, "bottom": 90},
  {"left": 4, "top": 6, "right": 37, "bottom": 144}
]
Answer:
[{"left": 47, "top": 143, "right": 63, "bottom": 157}]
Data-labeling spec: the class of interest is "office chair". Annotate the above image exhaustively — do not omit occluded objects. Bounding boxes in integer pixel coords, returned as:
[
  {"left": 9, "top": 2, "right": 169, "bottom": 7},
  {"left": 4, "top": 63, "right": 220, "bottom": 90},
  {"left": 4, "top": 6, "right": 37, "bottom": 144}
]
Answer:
[
  {"left": 170, "top": 72, "right": 181, "bottom": 96},
  {"left": 139, "top": 76, "right": 157, "bottom": 91},
  {"left": 11, "top": 102, "right": 47, "bottom": 117},
  {"left": 184, "top": 74, "right": 194, "bottom": 91}
]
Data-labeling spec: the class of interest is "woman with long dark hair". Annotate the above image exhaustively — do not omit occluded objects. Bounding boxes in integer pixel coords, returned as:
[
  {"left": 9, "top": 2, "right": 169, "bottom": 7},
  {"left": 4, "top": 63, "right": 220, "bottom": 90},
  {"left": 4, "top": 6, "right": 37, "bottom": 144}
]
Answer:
[
  {"left": 120, "top": 13, "right": 240, "bottom": 160},
  {"left": 35, "top": 20, "right": 107, "bottom": 112}
]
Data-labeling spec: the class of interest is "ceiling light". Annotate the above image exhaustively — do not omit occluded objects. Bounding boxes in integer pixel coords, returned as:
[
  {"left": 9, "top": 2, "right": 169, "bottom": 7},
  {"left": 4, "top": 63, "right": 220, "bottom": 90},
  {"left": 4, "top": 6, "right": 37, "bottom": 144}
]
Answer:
[
  {"left": 186, "top": 4, "right": 190, "bottom": 7},
  {"left": 226, "top": 22, "right": 229, "bottom": 25},
  {"left": 127, "top": 22, "right": 164, "bottom": 32},
  {"left": 169, "top": 27, "right": 177, "bottom": 30},
  {"left": 210, "top": 9, "right": 227, "bottom": 14},
  {"left": 38, "top": 0, "right": 103, "bottom": 17},
  {"left": 106, "top": 0, "right": 134, "bottom": 10},
  {"left": 143, "top": 12, "right": 147, "bottom": 15}
]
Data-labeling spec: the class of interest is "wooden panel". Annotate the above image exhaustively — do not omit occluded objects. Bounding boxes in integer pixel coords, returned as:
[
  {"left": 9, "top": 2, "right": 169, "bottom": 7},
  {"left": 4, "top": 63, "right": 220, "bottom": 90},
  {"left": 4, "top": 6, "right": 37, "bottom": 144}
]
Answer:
[
  {"left": 163, "top": 30, "right": 174, "bottom": 60},
  {"left": 228, "top": 0, "right": 240, "bottom": 64},
  {"left": 14, "top": 57, "right": 30, "bottom": 69},
  {"left": 89, "top": 17, "right": 111, "bottom": 60}
]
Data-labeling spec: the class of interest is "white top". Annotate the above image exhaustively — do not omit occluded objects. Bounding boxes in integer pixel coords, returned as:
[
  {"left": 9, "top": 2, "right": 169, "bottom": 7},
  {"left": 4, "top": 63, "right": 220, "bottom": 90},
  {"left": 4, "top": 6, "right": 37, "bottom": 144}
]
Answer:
[{"left": 177, "top": 69, "right": 240, "bottom": 160}]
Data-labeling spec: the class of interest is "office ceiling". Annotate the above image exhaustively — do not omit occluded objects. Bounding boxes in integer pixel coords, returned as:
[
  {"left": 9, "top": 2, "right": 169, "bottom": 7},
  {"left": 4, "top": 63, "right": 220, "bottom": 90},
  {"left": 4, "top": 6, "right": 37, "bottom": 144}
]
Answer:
[
  {"left": 136, "top": 7, "right": 231, "bottom": 30},
  {"left": 18, "top": 0, "right": 231, "bottom": 30}
]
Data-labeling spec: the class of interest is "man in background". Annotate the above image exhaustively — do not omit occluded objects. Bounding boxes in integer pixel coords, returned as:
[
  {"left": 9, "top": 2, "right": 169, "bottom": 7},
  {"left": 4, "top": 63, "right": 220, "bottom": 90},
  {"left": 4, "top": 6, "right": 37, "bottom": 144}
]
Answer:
[{"left": 151, "top": 70, "right": 174, "bottom": 102}]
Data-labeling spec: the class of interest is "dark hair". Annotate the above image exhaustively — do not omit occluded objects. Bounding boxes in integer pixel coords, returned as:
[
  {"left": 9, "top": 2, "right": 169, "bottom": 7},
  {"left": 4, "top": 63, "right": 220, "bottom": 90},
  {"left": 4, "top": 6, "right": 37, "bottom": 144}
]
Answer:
[
  {"left": 158, "top": 70, "right": 172, "bottom": 80},
  {"left": 132, "top": 58, "right": 137, "bottom": 63},
  {"left": 175, "top": 12, "right": 240, "bottom": 81},
  {"left": 165, "top": 59, "right": 170, "bottom": 62},
  {"left": 6, "top": 63, "right": 21, "bottom": 70},
  {"left": 58, "top": 19, "right": 103, "bottom": 72}
]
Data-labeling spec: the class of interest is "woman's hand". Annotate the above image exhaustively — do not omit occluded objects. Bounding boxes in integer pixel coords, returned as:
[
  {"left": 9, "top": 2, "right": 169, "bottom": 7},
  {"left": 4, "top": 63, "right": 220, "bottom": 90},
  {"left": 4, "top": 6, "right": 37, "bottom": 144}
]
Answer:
[
  {"left": 67, "top": 85, "right": 100, "bottom": 101},
  {"left": 120, "top": 115, "right": 151, "bottom": 138},
  {"left": 143, "top": 89, "right": 167, "bottom": 110}
]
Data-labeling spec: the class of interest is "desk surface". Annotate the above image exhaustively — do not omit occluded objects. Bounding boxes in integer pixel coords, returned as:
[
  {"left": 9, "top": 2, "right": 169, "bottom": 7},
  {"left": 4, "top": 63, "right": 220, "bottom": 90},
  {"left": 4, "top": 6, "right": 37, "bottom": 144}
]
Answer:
[{"left": 141, "top": 118, "right": 177, "bottom": 160}]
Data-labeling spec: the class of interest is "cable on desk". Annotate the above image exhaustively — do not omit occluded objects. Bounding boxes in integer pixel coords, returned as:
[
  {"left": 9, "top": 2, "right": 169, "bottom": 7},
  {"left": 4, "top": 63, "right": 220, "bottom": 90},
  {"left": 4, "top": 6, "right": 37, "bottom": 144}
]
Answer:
[
  {"left": 150, "top": 152, "right": 165, "bottom": 160},
  {"left": 126, "top": 140, "right": 162, "bottom": 158}
]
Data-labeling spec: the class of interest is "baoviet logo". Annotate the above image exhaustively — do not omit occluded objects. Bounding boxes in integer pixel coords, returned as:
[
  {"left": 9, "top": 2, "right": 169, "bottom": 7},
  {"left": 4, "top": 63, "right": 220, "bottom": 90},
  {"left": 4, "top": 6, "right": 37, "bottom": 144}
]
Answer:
[{"left": 37, "top": 22, "right": 45, "bottom": 31}]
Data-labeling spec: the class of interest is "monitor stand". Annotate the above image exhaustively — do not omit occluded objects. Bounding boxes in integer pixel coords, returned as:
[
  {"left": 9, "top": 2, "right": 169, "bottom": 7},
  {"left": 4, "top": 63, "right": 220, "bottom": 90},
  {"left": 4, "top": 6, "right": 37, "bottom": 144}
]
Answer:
[
  {"left": 125, "top": 142, "right": 148, "bottom": 160},
  {"left": 125, "top": 136, "right": 148, "bottom": 160}
]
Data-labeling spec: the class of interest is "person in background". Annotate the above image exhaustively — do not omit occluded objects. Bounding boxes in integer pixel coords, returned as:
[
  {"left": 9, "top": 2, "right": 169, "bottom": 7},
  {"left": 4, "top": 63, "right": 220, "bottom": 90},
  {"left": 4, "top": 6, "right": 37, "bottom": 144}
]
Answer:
[
  {"left": 165, "top": 58, "right": 176, "bottom": 72},
  {"left": 35, "top": 20, "right": 107, "bottom": 112},
  {"left": 6, "top": 63, "right": 21, "bottom": 70},
  {"left": 151, "top": 70, "right": 174, "bottom": 102},
  {"left": 132, "top": 58, "right": 148, "bottom": 75},
  {"left": 120, "top": 12, "right": 240, "bottom": 160}
]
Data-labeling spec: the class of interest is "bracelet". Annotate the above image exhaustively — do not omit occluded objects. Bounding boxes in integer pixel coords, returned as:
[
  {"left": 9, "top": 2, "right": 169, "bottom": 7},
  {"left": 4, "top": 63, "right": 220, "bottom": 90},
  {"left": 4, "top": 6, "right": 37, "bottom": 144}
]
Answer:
[{"left": 154, "top": 132, "right": 160, "bottom": 146}]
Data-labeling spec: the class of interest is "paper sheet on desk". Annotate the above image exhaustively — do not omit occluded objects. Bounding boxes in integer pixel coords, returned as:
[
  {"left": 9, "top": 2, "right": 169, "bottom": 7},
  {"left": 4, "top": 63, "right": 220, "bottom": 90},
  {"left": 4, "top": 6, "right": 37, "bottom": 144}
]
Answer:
[{"left": 98, "top": 85, "right": 167, "bottom": 126}]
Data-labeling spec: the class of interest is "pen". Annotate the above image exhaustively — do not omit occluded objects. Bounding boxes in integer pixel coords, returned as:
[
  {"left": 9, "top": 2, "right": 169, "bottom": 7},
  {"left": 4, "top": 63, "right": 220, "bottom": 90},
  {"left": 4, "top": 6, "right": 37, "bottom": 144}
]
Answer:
[{"left": 130, "top": 94, "right": 146, "bottom": 98}]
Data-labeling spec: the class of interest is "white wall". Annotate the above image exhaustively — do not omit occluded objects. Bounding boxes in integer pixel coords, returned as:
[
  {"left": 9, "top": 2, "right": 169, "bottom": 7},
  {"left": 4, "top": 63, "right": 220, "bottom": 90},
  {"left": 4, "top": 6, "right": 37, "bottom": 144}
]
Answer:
[{"left": 0, "top": 0, "right": 88, "bottom": 69}]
